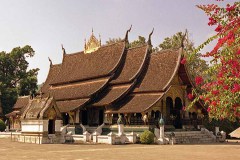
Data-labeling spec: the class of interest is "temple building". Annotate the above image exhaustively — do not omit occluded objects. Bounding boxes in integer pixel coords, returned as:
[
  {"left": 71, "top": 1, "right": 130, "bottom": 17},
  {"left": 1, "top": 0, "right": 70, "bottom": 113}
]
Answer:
[{"left": 6, "top": 28, "right": 205, "bottom": 132}]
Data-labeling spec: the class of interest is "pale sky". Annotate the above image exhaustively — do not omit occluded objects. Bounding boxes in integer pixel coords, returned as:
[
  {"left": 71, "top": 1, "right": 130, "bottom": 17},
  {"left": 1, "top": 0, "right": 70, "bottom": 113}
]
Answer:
[{"left": 0, "top": 0, "right": 235, "bottom": 84}]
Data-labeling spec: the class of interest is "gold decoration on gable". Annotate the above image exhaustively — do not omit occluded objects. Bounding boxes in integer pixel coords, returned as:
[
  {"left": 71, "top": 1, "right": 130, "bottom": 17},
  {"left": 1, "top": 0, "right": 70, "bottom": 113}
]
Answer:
[
  {"left": 46, "top": 107, "right": 57, "bottom": 120},
  {"left": 84, "top": 31, "right": 101, "bottom": 54}
]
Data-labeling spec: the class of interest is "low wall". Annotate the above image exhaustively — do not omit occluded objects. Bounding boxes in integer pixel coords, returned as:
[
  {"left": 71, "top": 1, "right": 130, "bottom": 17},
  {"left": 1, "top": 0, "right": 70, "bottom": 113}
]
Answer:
[
  {"left": 72, "top": 135, "right": 84, "bottom": 143},
  {"left": 91, "top": 132, "right": 137, "bottom": 144},
  {"left": 0, "top": 132, "right": 21, "bottom": 139}
]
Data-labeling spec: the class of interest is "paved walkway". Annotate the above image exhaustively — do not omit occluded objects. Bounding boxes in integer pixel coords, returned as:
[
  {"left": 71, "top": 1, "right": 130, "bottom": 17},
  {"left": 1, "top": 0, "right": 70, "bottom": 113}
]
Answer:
[{"left": 1, "top": 139, "right": 240, "bottom": 160}]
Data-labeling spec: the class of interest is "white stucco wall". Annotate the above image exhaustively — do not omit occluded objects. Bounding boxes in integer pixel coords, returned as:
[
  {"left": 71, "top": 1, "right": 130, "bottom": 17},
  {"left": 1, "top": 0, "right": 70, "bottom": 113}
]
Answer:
[
  {"left": 55, "top": 120, "right": 62, "bottom": 132},
  {"left": 21, "top": 120, "right": 48, "bottom": 132}
]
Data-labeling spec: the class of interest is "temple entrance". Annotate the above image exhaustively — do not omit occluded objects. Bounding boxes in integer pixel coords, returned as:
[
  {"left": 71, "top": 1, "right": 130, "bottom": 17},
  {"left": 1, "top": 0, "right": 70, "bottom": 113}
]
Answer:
[
  {"left": 81, "top": 110, "right": 88, "bottom": 125},
  {"left": 88, "top": 108, "right": 99, "bottom": 126},
  {"left": 48, "top": 119, "right": 55, "bottom": 134},
  {"left": 166, "top": 97, "right": 183, "bottom": 129},
  {"left": 174, "top": 97, "right": 183, "bottom": 129},
  {"left": 99, "top": 109, "right": 104, "bottom": 124},
  {"left": 166, "top": 97, "right": 174, "bottom": 123},
  {"left": 81, "top": 108, "right": 104, "bottom": 126},
  {"left": 62, "top": 113, "right": 69, "bottom": 125}
]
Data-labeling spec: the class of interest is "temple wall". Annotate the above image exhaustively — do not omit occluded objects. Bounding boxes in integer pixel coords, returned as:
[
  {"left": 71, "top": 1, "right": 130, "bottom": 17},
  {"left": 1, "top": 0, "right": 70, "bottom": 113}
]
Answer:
[
  {"left": 21, "top": 120, "right": 48, "bottom": 132},
  {"left": 55, "top": 120, "right": 63, "bottom": 132}
]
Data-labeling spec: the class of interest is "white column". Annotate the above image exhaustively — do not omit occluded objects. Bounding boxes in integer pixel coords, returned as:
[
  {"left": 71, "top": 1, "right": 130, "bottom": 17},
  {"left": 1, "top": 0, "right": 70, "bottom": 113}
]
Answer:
[
  {"left": 159, "top": 125, "right": 164, "bottom": 140},
  {"left": 75, "top": 109, "right": 80, "bottom": 124},
  {"left": 118, "top": 124, "right": 124, "bottom": 136}
]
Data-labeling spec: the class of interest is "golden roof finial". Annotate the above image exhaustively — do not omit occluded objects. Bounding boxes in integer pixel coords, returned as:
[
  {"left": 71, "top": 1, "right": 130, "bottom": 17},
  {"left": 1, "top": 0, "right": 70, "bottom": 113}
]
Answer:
[{"left": 84, "top": 29, "right": 101, "bottom": 54}]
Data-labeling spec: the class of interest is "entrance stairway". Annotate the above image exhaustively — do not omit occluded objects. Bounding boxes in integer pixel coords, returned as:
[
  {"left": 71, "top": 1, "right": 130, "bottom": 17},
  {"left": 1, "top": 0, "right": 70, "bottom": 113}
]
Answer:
[
  {"left": 85, "top": 126, "right": 98, "bottom": 134},
  {"left": 165, "top": 130, "right": 216, "bottom": 144}
]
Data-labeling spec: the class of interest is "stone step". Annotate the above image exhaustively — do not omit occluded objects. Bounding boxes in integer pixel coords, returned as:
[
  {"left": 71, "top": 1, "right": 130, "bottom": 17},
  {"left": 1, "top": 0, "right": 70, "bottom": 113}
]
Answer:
[
  {"left": 165, "top": 130, "right": 215, "bottom": 144},
  {"left": 85, "top": 127, "right": 98, "bottom": 134}
]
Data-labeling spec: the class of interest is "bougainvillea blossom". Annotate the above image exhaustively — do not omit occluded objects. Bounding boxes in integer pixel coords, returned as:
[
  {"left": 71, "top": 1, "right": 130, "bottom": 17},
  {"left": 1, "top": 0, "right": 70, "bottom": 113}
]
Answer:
[{"left": 187, "top": 1, "right": 240, "bottom": 121}]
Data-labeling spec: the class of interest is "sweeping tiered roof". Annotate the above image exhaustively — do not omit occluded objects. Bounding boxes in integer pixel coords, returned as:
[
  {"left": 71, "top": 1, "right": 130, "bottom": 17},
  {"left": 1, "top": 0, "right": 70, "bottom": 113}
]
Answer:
[
  {"left": 5, "top": 96, "right": 29, "bottom": 117},
  {"left": 9, "top": 28, "right": 195, "bottom": 116},
  {"left": 107, "top": 49, "right": 183, "bottom": 113},
  {"left": 51, "top": 42, "right": 126, "bottom": 85},
  {"left": 93, "top": 44, "right": 149, "bottom": 106},
  {"left": 12, "top": 96, "right": 29, "bottom": 110},
  {"left": 46, "top": 32, "right": 127, "bottom": 112}
]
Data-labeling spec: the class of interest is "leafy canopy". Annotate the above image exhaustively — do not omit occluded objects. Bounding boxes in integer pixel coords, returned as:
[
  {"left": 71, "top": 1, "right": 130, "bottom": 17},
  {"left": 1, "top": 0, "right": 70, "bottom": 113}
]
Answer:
[{"left": 0, "top": 45, "right": 39, "bottom": 114}]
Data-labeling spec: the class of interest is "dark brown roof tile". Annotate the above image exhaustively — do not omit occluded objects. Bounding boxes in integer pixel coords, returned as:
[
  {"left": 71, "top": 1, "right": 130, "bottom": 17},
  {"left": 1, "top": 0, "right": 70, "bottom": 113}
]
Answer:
[
  {"left": 49, "top": 77, "right": 110, "bottom": 100},
  {"left": 51, "top": 41, "right": 125, "bottom": 84},
  {"left": 41, "top": 64, "right": 61, "bottom": 94},
  {"left": 108, "top": 93, "right": 164, "bottom": 113},
  {"left": 13, "top": 96, "right": 29, "bottom": 110},
  {"left": 134, "top": 49, "right": 181, "bottom": 93},
  {"left": 93, "top": 84, "right": 132, "bottom": 106},
  {"left": 56, "top": 98, "right": 89, "bottom": 112},
  {"left": 111, "top": 45, "right": 148, "bottom": 84}
]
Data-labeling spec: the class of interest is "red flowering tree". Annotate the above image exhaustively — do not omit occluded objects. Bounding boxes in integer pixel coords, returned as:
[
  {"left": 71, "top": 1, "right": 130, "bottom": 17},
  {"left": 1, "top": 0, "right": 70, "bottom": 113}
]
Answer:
[{"left": 187, "top": 1, "right": 240, "bottom": 121}]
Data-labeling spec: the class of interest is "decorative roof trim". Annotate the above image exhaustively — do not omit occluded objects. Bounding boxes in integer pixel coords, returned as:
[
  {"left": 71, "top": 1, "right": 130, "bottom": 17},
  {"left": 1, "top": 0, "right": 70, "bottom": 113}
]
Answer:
[
  {"left": 147, "top": 28, "right": 154, "bottom": 46},
  {"left": 48, "top": 57, "right": 52, "bottom": 66},
  {"left": 124, "top": 25, "right": 132, "bottom": 45},
  {"left": 61, "top": 44, "right": 66, "bottom": 55}
]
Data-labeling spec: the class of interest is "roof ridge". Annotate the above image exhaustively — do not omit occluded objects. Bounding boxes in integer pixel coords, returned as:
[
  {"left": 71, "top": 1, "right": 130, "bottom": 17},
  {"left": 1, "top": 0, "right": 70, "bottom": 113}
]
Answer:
[{"left": 65, "top": 41, "right": 125, "bottom": 57}]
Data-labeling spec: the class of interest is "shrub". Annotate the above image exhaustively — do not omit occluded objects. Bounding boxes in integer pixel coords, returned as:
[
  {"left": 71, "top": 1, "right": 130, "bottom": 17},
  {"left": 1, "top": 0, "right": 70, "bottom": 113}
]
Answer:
[
  {"left": 0, "top": 119, "right": 6, "bottom": 132},
  {"left": 140, "top": 130, "right": 154, "bottom": 144}
]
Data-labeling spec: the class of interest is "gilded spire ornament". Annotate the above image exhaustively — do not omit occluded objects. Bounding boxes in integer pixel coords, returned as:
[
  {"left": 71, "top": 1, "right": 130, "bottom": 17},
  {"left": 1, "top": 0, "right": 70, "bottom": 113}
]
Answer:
[{"left": 84, "top": 29, "right": 101, "bottom": 54}]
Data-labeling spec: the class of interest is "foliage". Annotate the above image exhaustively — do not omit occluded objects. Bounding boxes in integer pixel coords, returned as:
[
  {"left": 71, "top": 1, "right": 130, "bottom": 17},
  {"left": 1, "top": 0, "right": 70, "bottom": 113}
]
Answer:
[
  {"left": 105, "top": 36, "right": 146, "bottom": 48},
  {"left": 0, "top": 45, "right": 39, "bottom": 114},
  {"left": 106, "top": 37, "right": 122, "bottom": 45},
  {"left": 0, "top": 119, "right": 6, "bottom": 131},
  {"left": 130, "top": 36, "right": 146, "bottom": 48},
  {"left": 187, "top": 1, "right": 240, "bottom": 121},
  {"left": 140, "top": 130, "right": 155, "bottom": 144}
]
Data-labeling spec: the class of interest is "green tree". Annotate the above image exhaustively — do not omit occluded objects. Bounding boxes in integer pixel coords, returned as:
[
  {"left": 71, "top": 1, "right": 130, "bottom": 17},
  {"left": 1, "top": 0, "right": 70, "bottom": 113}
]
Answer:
[
  {"left": 130, "top": 36, "right": 146, "bottom": 48},
  {"left": 106, "top": 37, "right": 122, "bottom": 45},
  {"left": 0, "top": 45, "right": 39, "bottom": 114},
  {"left": 106, "top": 36, "right": 146, "bottom": 48}
]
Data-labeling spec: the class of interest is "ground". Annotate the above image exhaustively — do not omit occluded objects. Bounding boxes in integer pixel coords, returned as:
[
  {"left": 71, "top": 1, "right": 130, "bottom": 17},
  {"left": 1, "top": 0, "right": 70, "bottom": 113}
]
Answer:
[{"left": 1, "top": 139, "right": 240, "bottom": 160}]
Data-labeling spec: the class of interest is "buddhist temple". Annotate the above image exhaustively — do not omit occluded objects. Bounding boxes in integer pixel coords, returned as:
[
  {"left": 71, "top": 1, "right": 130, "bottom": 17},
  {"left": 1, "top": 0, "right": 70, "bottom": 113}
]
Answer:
[{"left": 6, "top": 28, "right": 205, "bottom": 133}]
